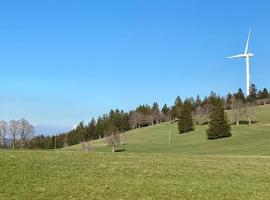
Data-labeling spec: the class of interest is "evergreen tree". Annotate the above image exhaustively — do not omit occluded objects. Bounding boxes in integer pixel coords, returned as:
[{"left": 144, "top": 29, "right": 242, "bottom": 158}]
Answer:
[
  {"left": 121, "top": 112, "right": 130, "bottom": 131},
  {"left": 161, "top": 104, "right": 169, "bottom": 116},
  {"left": 195, "top": 95, "right": 202, "bottom": 107},
  {"left": 247, "top": 84, "right": 257, "bottom": 102},
  {"left": 234, "top": 88, "right": 245, "bottom": 101},
  {"left": 172, "top": 96, "right": 182, "bottom": 120},
  {"left": 259, "top": 88, "right": 269, "bottom": 99},
  {"left": 206, "top": 101, "right": 231, "bottom": 140},
  {"left": 87, "top": 118, "right": 96, "bottom": 140},
  {"left": 178, "top": 101, "right": 194, "bottom": 134},
  {"left": 151, "top": 102, "right": 161, "bottom": 124},
  {"left": 96, "top": 117, "right": 105, "bottom": 139},
  {"left": 77, "top": 121, "right": 86, "bottom": 142},
  {"left": 225, "top": 92, "right": 233, "bottom": 109}
]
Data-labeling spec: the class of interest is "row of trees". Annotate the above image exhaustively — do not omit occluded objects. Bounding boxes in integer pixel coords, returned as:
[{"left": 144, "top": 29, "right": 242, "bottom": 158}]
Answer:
[
  {"left": 28, "top": 109, "right": 130, "bottom": 151},
  {"left": 177, "top": 95, "right": 231, "bottom": 139},
  {"left": 20, "top": 85, "right": 270, "bottom": 150},
  {"left": 0, "top": 119, "right": 34, "bottom": 149},
  {"left": 177, "top": 85, "right": 270, "bottom": 139}
]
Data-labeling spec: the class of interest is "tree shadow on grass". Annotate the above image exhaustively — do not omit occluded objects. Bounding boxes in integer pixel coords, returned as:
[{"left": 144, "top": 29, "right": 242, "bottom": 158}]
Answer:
[
  {"left": 237, "top": 120, "right": 259, "bottom": 125},
  {"left": 115, "top": 149, "right": 126, "bottom": 153}
]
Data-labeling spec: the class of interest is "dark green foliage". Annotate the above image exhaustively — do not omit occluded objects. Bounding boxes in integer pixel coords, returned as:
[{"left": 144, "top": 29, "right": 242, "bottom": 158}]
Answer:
[
  {"left": 86, "top": 118, "right": 96, "bottom": 140},
  {"left": 151, "top": 102, "right": 161, "bottom": 124},
  {"left": 206, "top": 101, "right": 231, "bottom": 140},
  {"left": 136, "top": 105, "right": 151, "bottom": 115},
  {"left": 225, "top": 92, "right": 233, "bottom": 109},
  {"left": 96, "top": 117, "right": 105, "bottom": 139},
  {"left": 161, "top": 104, "right": 169, "bottom": 115},
  {"left": 258, "top": 88, "right": 269, "bottom": 99},
  {"left": 178, "top": 101, "right": 194, "bottom": 134},
  {"left": 234, "top": 88, "right": 245, "bottom": 101},
  {"left": 27, "top": 84, "right": 269, "bottom": 149},
  {"left": 27, "top": 135, "right": 52, "bottom": 149},
  {"left": 195, "top": 95, "right": 202, "bottom": 107},
  {"left": 171, "top": 96, "right": 182, "bottom": 120},
  {"left": 247, "top": 84, "right": 258, "bottom": 102}
]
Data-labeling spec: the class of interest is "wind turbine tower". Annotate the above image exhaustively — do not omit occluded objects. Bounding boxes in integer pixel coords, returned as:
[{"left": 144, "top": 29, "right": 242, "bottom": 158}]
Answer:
[{"left": 227, "top": 28, "right": 254, "bottom": 96}]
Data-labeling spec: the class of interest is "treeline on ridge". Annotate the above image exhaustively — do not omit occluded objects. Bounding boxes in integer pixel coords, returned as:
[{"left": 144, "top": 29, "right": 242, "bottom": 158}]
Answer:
[{"left": 1, "top": 84, "right": 269, "bottom": 149}]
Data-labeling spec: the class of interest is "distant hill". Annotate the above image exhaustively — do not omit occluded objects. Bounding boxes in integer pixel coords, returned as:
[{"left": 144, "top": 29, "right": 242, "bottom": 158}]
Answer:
[
  {"left": 63, "top": 104, "right": 270, "bottom": 155},
  {"left": 34, "top": 125, "right": 71, "bottom": 136}
]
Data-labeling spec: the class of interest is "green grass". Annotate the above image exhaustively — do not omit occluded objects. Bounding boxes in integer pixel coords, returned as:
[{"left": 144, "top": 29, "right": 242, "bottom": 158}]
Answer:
[
  {"left": 1, "top": 104, "right": 270, "bottom": 199},
  {"left": 64, "top": 124, "right": 270, "bottom": 155},
  {"left": 1, "top": 151, "right": 270, "bottom": 200},
  {"left": 63, "top": 104, "right": 270, "bottom": 155},
  {"left": 251, "top": 104, "right": 270, "bottom": 124}
]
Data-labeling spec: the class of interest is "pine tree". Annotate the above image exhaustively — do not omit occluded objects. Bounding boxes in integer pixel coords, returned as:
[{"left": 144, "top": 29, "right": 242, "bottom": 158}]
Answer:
[
  {"left": 87, "top": 118, "right": 96, "bottom": 140},
  {"left": 151, "top": 102, "right": 161, "bottom": 124},
  {"left": 234, "top": 88, "right": 245, "bottom": 101},
  {"left": 96, "top": 117, "right": 105, "bottom": 139},
  {"left": 247, "top": 84, "right": 257, "bottom": 102},
  {"left": 172, "top": 96, "right": 182, "bottom": 120},
  {"left": 225, "top": 92, "right": 233, "bottom": 109},
  {"left": 161, "top": 104, "right": 169, "bottom": 116},
  {"left": 178, "top": 101, "right": 194, "bottom": 134},
  {"left": 259, "top": 88, "right": 269, "bottom": 99},
  {"left": 206, "top": 101, "right": 231, "bottom": 140},
  {"left": 195, "top": 95, "right": 202, "bottom": 107}
]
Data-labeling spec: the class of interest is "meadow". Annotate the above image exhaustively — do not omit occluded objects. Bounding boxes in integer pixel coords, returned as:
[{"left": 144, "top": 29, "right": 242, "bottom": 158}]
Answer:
[
  {"left": 1, "top": 151, "right": 270, "bottom": 200},
  {"left": 63, "top": 104, "right": 270, "bottom": 155},
  {"left": 1, "top": 104, "right": 270, "bottom": 199}
]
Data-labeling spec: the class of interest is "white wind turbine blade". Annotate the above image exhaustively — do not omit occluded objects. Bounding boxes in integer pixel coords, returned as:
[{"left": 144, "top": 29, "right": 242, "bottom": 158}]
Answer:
[
  {"left": 226, "top": 54, "right": 245, "bottom": 59},
  {"left": 245, "top": 27, "right": 251, "bottom": 54}
]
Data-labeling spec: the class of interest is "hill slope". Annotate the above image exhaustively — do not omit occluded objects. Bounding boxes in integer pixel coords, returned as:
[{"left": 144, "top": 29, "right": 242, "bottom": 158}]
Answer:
[{"left": 63, "top": 104, "right": 270, "bottom": 155}]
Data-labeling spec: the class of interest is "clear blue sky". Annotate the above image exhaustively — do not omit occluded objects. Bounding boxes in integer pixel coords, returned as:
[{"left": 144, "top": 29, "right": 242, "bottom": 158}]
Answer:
[{"left": 0, "top": 0, "right": 269, "bottom": 130}]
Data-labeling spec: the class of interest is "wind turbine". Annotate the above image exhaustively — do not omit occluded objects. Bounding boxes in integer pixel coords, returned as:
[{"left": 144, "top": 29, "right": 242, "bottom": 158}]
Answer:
[{"left": 227, "top": 28, "right": 255, "bottom": 96}]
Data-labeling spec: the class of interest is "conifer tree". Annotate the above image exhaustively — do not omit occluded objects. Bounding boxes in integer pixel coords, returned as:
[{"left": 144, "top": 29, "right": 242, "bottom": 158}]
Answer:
[
  {"left": 259, "top": 88, "right": 269, "bottom": 99},
  {"left": 178, "top": 101, "right": 194, "bottom": 134},
  {"left": 195, "top": 95, "right": 202, "bottom": 107},
  {"left": 161, "top": 104, "right": 169, "bottom": 115},
  {"left": 234, "top": 88, "right": 245, "bottom": 101},
  {"left": 247, "top": 84, "right": 258, "bottom": 102},
  {"left": 206, "top": 101, "right": 231, "bottom": 140},
  {"left": 172, "top": 96, "right": 182, "bottom": 120},
  {"left": 87, "top": 118, "right": 96, "bottom": 140},
  {"left": 96, "top": 117, "right": 105, "bottom": 139},
  {"left": 151, "top": 102, "right": 161, "bottom": 124}
]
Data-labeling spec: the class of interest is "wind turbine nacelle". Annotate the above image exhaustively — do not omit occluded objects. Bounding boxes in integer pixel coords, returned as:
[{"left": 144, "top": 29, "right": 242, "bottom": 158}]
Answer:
[{"left": 245, "top": 53, "right": 255, "bottom": 57}]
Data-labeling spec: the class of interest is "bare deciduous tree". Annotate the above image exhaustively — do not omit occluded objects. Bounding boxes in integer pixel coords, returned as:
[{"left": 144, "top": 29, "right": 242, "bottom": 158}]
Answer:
[
  {"left": 201, "top": 103, "right": 213, "bottom": 124},
  {"left": 129, "top": 111, "right": 145, "bottom": 128},
  {"left": 105, "top": 126, "right": 121, "bottom": 153},
  {"left": 0, "top": 120, "right": 8, "bottom": 147},
  {"left": 145, "top": 115, "right": 153, "bottom": 126},
  {"left": 18, "top": 119, "right": 35, "bottom": 149},
  {"left": 191, "top": 106, "right": 203, "bottom": 126},
  {"left": 82, "top": 141, "right": 91, "bottom": 152},
  {"left": 230, "top": 97, "right": 245, "bottom": 125},
  {"left": 9, "top": 120, "right": 19, "bottom": 149},
  {"left": 245, "top": 104, "right": 256, "bottom": 125}
]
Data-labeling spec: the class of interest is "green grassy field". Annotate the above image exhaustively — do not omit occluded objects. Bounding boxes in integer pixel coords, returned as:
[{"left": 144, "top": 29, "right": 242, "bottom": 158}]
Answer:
[
  {"left": 1, "top": 104, "right": 270, "bottom": 199},
  {"left": 63, "top": 104, "right": 270, "bottom": 155},
  {"left": 64, "top": 124, "right": 270, "bottom": 155},
  {"left": 1, "top": 151, "right": 270, "bottom": 200}
]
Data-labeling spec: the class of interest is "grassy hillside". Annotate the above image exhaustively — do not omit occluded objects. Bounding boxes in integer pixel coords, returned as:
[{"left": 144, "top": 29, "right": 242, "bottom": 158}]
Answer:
[
  {"left": 2, "top": 105, "right": 270, "bottom": 199},
  {"left": 247, "top": 104, "right": 270, "bottom": 124},
  {"left": 63, "top": 104, "right": 270, "bottom": 155},
  {"left": 1, "top": 151, "right": 270, "bottom": 200}
]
